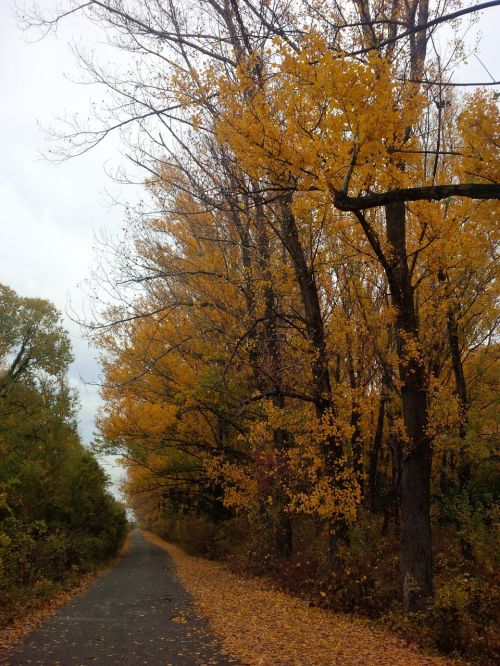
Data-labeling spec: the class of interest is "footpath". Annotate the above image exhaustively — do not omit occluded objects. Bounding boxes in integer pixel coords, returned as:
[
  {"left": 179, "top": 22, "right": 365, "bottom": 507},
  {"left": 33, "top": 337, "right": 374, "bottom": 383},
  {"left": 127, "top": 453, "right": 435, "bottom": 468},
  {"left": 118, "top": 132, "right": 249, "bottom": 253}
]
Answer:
[
  {"left": 1, "top": 530, "right": 234, "bottom": 665},
  {"left": 1, "top": 529, "right": 457, "bottom": 665}
]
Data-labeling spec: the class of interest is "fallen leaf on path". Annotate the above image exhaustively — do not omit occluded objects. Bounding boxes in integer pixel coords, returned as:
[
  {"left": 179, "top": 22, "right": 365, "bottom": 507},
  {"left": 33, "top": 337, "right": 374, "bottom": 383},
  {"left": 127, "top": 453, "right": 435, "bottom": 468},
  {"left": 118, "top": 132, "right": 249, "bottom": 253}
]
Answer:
[
  {"left": 170, "top": 615, "right": 188, "bottom": 624},
  {"left": 145, "top": 532, "right": 463, "bottom": 666}
]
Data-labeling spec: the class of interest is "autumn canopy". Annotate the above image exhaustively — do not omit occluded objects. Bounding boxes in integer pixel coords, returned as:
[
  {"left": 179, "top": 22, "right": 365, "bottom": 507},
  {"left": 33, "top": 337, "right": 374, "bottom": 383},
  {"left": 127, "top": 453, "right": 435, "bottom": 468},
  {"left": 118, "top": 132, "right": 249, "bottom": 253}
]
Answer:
[{"left": 28, "top": 0, "right": 499, "bottom": 659}]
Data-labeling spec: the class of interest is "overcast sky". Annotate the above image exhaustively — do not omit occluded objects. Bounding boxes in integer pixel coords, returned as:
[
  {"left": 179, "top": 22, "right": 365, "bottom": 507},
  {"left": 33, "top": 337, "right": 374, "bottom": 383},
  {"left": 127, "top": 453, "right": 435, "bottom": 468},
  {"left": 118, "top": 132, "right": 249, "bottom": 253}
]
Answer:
[
  {"left": 0, "top": 0, "right": 140, "bottom": 494},
  {"left": 1, "top": 1, "right": 499, "bottom": 497}
]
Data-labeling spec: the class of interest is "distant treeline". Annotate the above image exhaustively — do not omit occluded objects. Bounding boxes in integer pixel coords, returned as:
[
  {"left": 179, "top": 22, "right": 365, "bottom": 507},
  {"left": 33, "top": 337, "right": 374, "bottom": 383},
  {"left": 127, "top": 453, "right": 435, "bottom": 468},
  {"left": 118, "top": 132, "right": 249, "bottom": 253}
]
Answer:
[{"left": 0, "top": 284, "right": 127, "bottom": 621}]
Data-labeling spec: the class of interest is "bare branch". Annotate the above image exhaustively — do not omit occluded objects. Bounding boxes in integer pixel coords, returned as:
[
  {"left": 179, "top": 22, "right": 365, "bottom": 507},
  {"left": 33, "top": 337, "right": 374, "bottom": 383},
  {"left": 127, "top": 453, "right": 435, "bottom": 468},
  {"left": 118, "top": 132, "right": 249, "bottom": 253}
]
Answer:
[
  {"left": 348, "top": 1, "right": 500, "bottom": 56},
  {"left": 333, "top": 183, "right": 500, "bottom": 211}
]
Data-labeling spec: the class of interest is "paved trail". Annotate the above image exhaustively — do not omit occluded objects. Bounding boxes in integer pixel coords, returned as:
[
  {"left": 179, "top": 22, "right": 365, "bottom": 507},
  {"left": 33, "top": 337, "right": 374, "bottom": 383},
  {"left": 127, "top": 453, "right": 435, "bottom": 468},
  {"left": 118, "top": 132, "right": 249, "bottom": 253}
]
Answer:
[{"left": 1, "top": 530, "right": 236, "bottom": 665}]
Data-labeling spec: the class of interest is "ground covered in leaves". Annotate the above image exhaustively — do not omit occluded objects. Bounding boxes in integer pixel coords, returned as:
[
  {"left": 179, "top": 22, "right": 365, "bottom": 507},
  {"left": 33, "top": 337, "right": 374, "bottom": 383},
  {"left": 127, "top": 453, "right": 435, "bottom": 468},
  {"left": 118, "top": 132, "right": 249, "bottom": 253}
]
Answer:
[{"left": 146, "top": 532, "right": 459, "bottom": 666}]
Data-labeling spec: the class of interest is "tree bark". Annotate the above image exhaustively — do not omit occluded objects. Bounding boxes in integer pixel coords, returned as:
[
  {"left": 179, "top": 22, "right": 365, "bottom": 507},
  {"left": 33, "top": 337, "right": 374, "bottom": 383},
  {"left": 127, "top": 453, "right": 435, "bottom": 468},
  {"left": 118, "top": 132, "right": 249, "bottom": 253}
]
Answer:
[
  {"left": 446, "top": 308, "right": 471, "bottom": 488},
  {"left": 254, "top": 189, "right": 294, "bottom": 558},
  {"left": 347, "top": 347, "right": 364, "bottom": 493},
  {"left": 278, "top": 197, "right": 334, "bottom": 422},
  {"left": 385, "top": 201, "right": 433, "bottom": 610},
  {"left": 369, "top": 394, "right": 385, "bottom": 511},
  {"left": 278, "top": 196, "right": 349, "bottom": 567},
  {"left": 333, "top": 183, "right": 500, "bottom": 211}
]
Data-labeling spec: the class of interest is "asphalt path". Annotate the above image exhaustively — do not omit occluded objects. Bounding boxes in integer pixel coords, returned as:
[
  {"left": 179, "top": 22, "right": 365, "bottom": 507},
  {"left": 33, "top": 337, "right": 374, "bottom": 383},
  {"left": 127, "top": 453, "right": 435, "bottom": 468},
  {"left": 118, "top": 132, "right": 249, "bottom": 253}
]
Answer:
[{"left": 1, "top": 530, "right": 236, "bottom": 665}]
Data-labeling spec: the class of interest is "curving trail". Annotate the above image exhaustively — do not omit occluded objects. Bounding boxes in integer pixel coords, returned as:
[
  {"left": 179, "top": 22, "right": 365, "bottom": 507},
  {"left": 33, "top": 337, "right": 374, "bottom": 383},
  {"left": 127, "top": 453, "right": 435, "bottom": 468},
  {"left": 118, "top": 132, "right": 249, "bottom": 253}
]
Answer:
[{"left": 1, "top": 530, "right": 236, "bottom": 666}]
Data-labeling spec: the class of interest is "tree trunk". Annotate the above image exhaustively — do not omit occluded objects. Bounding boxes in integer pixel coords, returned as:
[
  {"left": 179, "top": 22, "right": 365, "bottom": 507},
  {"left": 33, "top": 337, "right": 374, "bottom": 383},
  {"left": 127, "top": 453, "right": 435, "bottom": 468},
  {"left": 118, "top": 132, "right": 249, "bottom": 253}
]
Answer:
[
  {"left": 400, "top": 418, "right": 433, "bottom": 609},
  {"left": 446, "top": 307, "right": 471, "bottom": 488},
  {"left": 278, "top": 196, "right": 348, "bottom": 568},
  {"left": 273, "top": 427, "right": 294, "bottom": 559},
  {"left": 278, "top": 197, "right": 334, "bottom": 421},
  {"left": 254, "top": 190, "right": 294, "bottom": 558},
  {"left": 369, "top": 394, "right": 385, "bottom": 511},
  {"left": 347, "top": 348, "right": 364, "bottom": 493},
  {"left": 385, "top": 201, "right": 433, "bottom": 610}
]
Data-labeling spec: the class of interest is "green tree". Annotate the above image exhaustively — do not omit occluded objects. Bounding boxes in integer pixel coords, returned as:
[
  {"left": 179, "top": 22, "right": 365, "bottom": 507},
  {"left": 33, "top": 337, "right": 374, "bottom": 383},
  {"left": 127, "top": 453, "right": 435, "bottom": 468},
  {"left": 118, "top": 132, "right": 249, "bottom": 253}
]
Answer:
[
  {"left": 0, "top": 286, "right": 127, "bottom": 618},
  {"left": 0, "top": 284, "right": 72, "bottom": 398}
]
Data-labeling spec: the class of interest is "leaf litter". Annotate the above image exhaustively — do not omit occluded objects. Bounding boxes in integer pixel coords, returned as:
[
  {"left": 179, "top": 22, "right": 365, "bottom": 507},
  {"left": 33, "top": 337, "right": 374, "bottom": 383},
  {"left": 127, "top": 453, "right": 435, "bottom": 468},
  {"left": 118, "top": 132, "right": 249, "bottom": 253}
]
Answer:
[{"left": 145, "top": 532, "right": 462, "bottom": 666}]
